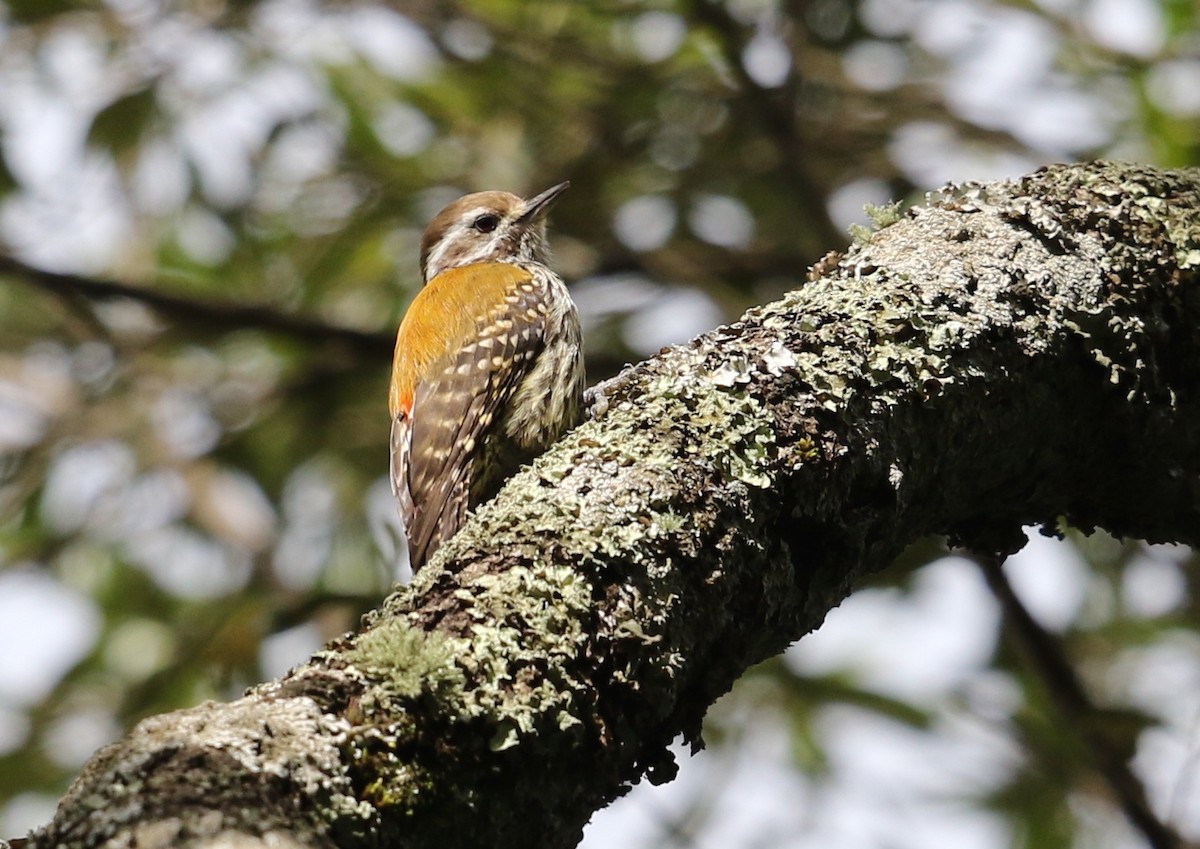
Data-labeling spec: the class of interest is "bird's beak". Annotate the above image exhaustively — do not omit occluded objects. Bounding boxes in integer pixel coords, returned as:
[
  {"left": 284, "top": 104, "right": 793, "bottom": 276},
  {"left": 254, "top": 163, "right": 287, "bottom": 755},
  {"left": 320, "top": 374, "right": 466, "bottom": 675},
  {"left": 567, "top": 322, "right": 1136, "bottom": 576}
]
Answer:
[{"left": 518, "top": 181, "right": 569, "bottom": 223}]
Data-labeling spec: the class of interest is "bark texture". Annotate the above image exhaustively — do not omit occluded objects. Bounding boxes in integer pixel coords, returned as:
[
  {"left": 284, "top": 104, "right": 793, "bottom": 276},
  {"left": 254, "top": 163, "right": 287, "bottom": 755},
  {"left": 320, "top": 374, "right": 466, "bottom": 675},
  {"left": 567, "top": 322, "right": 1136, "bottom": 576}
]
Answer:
[{"left": 24, "top": 161, "right": 1200, "bottom": 849}]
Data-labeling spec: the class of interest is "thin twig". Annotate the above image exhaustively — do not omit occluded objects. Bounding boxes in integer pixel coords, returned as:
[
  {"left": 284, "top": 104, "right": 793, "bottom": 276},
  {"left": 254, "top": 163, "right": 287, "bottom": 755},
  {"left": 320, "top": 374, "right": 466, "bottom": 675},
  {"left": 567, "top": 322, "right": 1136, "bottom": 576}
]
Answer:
[{"left": 974, "top": 552, "right": 1187, "bottom": 849}]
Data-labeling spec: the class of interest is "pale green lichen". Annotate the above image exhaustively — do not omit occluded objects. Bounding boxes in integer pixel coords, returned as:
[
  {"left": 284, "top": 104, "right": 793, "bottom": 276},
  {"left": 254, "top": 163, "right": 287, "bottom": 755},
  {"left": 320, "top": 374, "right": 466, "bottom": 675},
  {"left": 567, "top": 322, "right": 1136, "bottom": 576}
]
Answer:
[
  {"left": 346, "top": 619, "right": 466, "bottom": 701},
  {"left": 847, "top": 205, "right": 903, "bottom": 247},
  {"left": 426, "top": 559, "right": 595, "bottom": 746},
  {"left": 344, "top": 553, "right": 600, "bottom": 809},
  {"left": 866, "top": 200, "right": 905, "bottom": 229},
  {"left": 1148, "top": 193, "right": 1200, "bottom": 270},
  {"left": 689, "top": 369, "right": 777, "bottom": 489},
  {"left": 761, "top": 340, "right": 797, "bottom": 375},
  {"left": 650, "top": 509, "right": 686, "bottom": 534},
  {"left": 848, "top": 222, "right": 873, "bottom": 245}
]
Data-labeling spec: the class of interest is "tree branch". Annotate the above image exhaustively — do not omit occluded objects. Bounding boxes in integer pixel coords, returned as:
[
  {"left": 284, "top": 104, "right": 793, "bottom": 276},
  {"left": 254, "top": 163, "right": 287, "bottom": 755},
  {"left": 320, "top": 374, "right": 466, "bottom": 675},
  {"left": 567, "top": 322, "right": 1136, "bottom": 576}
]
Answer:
[
  {"left": 974, "top": 552, "right": 1185, "bottom": 849},
  {"left": 0, "top": 255, "right": 393, "bottom": 357},
  {"left": 22, "top": 161, "right": 1200, "bottom": 849}
]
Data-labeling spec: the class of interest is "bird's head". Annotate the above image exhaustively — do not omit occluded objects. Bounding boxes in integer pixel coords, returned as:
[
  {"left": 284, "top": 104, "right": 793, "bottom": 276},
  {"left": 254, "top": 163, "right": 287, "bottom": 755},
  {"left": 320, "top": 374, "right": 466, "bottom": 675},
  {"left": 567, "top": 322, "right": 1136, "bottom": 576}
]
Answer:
[{"left": 419, "top": 182, "right": 569, "bottom": 283}]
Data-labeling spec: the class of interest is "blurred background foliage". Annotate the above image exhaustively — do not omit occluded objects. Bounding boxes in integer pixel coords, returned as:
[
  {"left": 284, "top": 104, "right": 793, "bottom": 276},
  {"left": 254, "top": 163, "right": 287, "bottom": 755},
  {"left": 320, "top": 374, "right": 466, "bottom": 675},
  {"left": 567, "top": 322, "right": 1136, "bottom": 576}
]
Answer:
[{"left": 0, "top": 0, "right": 1198, "bottom": 846}]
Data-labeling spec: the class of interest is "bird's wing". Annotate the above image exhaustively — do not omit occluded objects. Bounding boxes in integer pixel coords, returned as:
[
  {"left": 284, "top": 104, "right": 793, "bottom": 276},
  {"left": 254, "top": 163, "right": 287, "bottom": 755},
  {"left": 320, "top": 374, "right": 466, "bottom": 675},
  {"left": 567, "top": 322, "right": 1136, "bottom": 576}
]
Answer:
[{"left": 389, "top": 263, "right": 547, "bottom": 572}]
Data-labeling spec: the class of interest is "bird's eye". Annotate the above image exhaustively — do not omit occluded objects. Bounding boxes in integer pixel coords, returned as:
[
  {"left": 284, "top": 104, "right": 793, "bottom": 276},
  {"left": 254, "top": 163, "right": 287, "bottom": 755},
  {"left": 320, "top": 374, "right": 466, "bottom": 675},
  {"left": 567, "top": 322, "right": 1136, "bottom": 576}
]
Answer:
[{"left": 473, "top": 214, "right": 500, "bottom": 233}]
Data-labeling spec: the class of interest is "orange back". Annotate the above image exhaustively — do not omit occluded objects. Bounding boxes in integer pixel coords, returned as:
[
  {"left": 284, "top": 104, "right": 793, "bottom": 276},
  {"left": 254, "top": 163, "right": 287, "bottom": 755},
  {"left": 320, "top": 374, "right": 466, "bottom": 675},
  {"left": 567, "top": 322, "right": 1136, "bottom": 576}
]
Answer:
[{"left": 390, "top": 261, "right": 534, "bottom": 417}]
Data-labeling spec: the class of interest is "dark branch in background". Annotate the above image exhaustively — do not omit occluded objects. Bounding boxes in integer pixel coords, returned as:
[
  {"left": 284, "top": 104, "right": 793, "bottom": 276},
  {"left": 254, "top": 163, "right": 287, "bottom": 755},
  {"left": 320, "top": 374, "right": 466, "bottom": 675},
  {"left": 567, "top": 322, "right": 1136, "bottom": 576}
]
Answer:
[
  {"left": 0, "top": 255, "right": 394, "bottom": 357},
  {"left": 974, "top": 553, "right": 1185, "bottom": 849},
  {"left": 0, "top": 253, "right": 646, "bottom": 382}
]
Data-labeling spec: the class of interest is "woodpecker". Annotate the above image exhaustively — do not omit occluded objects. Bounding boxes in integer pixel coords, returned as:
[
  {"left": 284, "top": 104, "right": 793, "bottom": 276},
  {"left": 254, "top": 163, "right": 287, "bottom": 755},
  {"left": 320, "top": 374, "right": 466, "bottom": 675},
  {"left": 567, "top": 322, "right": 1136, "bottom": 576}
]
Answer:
[{"left": 389, "top": 182, "right": 585, "bottom": 573}]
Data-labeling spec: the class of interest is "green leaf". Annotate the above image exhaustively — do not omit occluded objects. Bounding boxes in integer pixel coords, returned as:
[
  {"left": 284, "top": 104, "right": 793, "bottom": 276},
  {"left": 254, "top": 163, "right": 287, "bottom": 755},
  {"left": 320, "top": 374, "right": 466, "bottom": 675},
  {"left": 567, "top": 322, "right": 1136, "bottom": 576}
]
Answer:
[
  {"left": 88, "top": 87, "right": 158, "bottom": 157},
  {"left": 0, "top": 149, "right": 17, "bottom": 195},
  {"left": 5, "top": 0, "right": 82, "bottom": 22}
]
